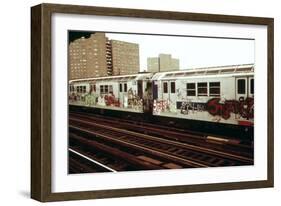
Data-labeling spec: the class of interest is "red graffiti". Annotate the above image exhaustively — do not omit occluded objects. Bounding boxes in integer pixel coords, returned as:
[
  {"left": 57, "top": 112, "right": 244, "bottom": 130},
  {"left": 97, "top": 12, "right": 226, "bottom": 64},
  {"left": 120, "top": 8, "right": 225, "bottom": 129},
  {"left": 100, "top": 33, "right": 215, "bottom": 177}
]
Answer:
[
  {"left": 206, "top": 98, "right": 254, "bottom": 120},
  {"left": 104, "top": 95, "right": 120, "bottom": 107}
]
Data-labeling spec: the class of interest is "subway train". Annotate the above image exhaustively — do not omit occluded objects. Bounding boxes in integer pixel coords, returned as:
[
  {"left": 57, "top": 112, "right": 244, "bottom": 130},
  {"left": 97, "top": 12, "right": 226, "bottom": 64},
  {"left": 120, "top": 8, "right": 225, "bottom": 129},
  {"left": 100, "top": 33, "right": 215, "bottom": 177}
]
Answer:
[{"left": 69, "top": 64, "right": 254, "bottom": 128}]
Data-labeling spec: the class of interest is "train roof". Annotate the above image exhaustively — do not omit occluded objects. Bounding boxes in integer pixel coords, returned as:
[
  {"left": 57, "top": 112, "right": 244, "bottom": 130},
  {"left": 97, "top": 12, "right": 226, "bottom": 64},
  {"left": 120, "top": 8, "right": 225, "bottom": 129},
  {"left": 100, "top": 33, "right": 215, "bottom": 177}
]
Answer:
[
  {"left": 69, "top": 64, "right": 254, "bottom": 83},
  {"left": 152, "top": 64, "right": 254, "bottom": 80},
  {"left": 69, "top": 72, "right": 153, "bottom": 84}
]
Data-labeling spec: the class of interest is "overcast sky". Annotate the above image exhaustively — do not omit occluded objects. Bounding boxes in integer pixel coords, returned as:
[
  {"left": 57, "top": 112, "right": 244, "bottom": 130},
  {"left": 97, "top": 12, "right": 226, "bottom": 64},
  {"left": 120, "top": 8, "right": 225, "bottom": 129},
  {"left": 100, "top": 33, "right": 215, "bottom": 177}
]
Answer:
[{"left": 106, "top": 33, "right": 254, "bottom": 71}]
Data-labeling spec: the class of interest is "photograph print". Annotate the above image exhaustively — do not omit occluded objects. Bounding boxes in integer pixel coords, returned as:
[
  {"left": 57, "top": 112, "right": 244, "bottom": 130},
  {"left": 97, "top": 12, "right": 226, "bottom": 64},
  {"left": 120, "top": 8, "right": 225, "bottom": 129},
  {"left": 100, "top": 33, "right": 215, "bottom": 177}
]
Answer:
[{"left": 68, "top": 31, "right": 254, "bottom": 174}]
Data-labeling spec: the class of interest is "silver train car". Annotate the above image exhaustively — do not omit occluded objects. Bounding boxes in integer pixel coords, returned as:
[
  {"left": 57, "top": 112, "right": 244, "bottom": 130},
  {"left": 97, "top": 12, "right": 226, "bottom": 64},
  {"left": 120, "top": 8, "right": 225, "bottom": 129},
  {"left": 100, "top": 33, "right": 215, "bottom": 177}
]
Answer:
[
  {"left": 69, "top": 64, "right": 254, "bottom": 126},
  {"left": 69, "top": 72, "right": 153, "bottom": 113},
  {"left": 151, "top": 64, "right": 254, "bottom": 126}
]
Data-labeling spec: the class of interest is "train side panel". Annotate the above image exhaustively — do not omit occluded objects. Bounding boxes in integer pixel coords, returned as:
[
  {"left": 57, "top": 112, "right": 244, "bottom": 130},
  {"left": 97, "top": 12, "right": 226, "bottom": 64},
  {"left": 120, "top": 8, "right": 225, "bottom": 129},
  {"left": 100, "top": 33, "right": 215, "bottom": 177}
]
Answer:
[{"left": 153, "top": 75, "right": 254, "bottom": 126}]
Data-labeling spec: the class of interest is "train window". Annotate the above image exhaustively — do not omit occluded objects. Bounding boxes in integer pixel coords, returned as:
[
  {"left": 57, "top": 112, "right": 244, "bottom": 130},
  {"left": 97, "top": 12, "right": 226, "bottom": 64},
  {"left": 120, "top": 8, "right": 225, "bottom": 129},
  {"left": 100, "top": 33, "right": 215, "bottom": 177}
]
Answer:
[
  {"left": 124, "top": 83, "right": 127, "bottom": 92},
  {"left": 100, "top": 85, "right": 104, "bottom": 94},
  {"left": 109, "top": 85, "right": 113, "bottom": 93},
  {"left": 119, "top": 83, "right": 123, "bottom": 92},
  {"left": 163, "top": 82, "right": 168, "bottom": 93},
  {"left": 197, "top": 82, "right": 207, "bottom": 96},
  {"left": 237, "top": 79, "right": 246, "bottom": 94},
  {"left": 105, "top": 85, "right": 109, "bottom": 93},
  {"left": 250, "top": 79, "right": 254, "bottom": 94},
  {"left": 170, "top": 82, "right": 175, "bottom": 93},
  {"left": 186, "top": 83, "right": 196, "bottom": 96},
  {"left": 82, "top": 86, "right": 86, "bottom": 93},
  {"left": 209, "top": 82, "right": 220, "bottom": 96}
]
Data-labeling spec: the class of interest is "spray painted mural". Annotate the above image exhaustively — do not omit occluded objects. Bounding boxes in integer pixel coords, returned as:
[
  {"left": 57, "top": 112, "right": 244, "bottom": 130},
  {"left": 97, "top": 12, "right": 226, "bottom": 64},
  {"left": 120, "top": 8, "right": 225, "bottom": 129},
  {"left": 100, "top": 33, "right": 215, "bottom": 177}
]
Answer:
[
  {"left": 153, "top": 97, "right": 254, "bottom": 125},
  {"left": 69, "top": 87, "right": 144, "bottom": 112},
  {"left": 206, "top": 97, "right": 254, "bottom": 120}
]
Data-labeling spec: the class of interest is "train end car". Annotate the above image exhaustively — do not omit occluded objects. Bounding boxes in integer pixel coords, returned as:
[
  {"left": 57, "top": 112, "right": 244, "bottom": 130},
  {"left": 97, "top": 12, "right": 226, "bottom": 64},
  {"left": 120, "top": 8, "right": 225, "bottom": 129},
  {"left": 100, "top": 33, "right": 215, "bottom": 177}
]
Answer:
[{"left": 68, "top": 72, "right": 153, "bottom": 113}]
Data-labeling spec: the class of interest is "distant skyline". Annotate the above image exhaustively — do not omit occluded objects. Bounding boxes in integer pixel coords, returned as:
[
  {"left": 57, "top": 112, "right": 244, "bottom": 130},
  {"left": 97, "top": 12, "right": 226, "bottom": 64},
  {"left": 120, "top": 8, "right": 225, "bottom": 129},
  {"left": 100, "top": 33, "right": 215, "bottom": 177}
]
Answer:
[{"left": 69, "top": 31, "right": 255, "bottom": 71}]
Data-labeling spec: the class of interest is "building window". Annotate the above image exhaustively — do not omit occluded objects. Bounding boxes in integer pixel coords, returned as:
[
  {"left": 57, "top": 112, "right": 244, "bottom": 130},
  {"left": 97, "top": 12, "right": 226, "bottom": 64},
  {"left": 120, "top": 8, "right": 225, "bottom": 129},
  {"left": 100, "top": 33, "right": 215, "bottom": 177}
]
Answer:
[
  {"left": 170, "top": 82, "right": 175, "bottom": 93},
  {"left": 250, "top": 79, "right": 254, "bottom": 94},
  {"left": 163, "top": 82, "right": 168, "bottom": 93},
  {"left": 197, "top": 82, "right": 207, "bottom": 96},
  {"left": 209, "top": 82, "right": 220, "bottom": 96},
  {"left": 186, "top": 83, "right": 196, "bottom": 96},
  {"left": 237, "top": 79, "right": 246, "bottom": 94}
]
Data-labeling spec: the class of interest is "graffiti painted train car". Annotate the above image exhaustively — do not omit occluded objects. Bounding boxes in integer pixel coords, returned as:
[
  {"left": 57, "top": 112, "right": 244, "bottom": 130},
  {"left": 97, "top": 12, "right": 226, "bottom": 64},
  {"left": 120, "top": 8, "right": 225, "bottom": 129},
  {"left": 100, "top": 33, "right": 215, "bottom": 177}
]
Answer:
[
  {"left": 152, "top": 64, "right": 254, "bottom": 126},
  {"left": 69, "top": 73, "right": 153, "bottom": 113},
  {"left": 69, "top": 64, "right": 254, "bottom": 127}
]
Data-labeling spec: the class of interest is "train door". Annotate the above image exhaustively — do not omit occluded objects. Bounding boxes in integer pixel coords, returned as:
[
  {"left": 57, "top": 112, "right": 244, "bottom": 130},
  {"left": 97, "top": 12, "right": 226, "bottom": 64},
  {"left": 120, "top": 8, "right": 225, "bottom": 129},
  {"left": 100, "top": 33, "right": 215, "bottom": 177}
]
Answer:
[
  {"left": 143, "top": 81, "right": 153, "bottom": 113},
  {"left": 236, "top": 77, "right": 248, "bottom": 100},
  {"left": 152, "top": 81, "right": 158, "bottom": 100},
  {"left": 118, "top": 82, "right": 124, "bottom": 106},
  {"left": 119, "top": 82, "right": 128, "bottom": 107},
  {"left": 137, "top": 80, "right": 143, "bottom": 99},
  {"left": 146, "top": 81, "right": 152, "bottom": 96},
  {"left": 248, "top": 77, "right": 254, "bottom": 98},
  {"left": 162, "top": 81, "right": 169, "bottom": 100},
  {"left": 169, "top": 81, "right": 176, "bottom": 103}
]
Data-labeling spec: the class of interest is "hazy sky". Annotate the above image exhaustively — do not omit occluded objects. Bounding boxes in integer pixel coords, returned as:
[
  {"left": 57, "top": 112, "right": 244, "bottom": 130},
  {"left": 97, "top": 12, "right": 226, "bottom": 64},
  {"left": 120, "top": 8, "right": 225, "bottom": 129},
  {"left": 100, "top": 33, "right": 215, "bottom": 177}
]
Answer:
[{"left": 106, "top": 33, "right": 254, "bottom": 71}]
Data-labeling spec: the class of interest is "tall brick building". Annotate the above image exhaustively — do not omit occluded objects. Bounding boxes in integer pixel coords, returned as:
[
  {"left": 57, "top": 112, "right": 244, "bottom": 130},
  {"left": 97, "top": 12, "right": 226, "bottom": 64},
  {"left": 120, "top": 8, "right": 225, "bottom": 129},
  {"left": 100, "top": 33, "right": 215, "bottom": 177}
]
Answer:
[{"left": 69, "top": 32, "right": 140, "bottom": 80}]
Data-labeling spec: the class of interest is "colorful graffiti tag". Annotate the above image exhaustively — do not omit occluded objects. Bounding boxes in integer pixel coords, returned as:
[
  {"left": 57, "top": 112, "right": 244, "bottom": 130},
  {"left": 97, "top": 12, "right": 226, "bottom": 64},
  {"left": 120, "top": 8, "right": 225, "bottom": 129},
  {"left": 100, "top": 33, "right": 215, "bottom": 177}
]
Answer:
[
  {"left": 153, "top": 100, "right": 170, "bottom": 114},
  {"left": 178, "top": 101, "right": 206, "bottom": 115},
  {"left": 206, "top": 97, "right": 254, "bottom": 120}
]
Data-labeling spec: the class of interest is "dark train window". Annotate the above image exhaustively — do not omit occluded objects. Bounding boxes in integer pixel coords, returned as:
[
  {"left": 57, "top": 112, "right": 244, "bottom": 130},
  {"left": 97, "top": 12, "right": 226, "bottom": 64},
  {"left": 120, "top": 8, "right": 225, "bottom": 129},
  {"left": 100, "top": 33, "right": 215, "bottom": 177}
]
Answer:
[
  {"left": 197, "top": 82, "right": 207, "bottom": 96},
  {"left": 163, "top": 82, "right": 168, "bottom": 93},
  {"left": 124, "top": 83, "right": 127, "bottom": 92},
  {"left": 119, "top": 83, "right": 123, "bottom": 92},
  {"left": 186, "top": 83, "right": 196, "bottom": 96},
  {"left": 170, "top": 82, "right": 175, "bottom": 93},
  {"left": 250, "top": 79, "right": 254, "bottom": 94},
  {"left": 209, "top": 82, "right": 220, "bottom": 96},
  {"left": 82, "top": 86, "right": 86, "bottom": 93},
  {"left": 100, "top": 85, "right": 104, "bottom": 94},
  {"left": 237, "top": 79, "right": 246, "bottom": 94},
  {"left": 104, "top": 85, "right": 108, "bottom": 93}
]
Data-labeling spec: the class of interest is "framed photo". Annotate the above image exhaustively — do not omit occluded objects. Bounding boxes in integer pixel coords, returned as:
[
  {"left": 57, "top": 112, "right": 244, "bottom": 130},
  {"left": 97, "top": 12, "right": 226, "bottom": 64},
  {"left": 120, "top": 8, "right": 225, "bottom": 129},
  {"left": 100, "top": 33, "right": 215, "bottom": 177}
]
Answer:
[{"left": 31, "top": 3, "right": 274, "bottom": 202}]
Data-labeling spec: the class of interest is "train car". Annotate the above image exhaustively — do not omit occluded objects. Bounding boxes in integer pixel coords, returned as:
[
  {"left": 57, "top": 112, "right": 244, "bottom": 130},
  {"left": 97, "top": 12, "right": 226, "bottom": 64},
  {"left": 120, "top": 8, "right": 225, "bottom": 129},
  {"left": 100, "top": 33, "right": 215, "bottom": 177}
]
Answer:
[
  {"left": 151, "top": 64, "right": 254, "bottom": 126},
  {"left": 69, "top": 73, "right": 153, "bottom": 113}
]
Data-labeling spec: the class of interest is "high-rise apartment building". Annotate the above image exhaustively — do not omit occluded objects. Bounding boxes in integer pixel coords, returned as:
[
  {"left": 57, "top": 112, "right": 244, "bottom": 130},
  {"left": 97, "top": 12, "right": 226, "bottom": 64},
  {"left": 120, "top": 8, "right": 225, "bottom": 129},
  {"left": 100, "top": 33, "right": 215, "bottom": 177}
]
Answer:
[
  {"left": 69, "top": 32, "right": 140, "bottom": 80},
  {"left": 69, "top": 33, "right": 108, "bottom": 80},
  {"left": 147, "top": 53, "right": 179, "bottom": 73},
  {"left": 111, "top": 40, "right": 140, "bottom": 76}
]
